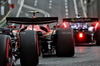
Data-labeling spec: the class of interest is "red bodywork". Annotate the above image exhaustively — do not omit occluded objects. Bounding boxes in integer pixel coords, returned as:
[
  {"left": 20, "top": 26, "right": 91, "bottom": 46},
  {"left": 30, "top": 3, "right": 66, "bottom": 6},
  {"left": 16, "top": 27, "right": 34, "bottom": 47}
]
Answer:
[
  {"left": 25, "top": 25, "right": 53, "bottom": 35},
  {"left": 13, "top": 24, "right": 53, "bottom": 35}
]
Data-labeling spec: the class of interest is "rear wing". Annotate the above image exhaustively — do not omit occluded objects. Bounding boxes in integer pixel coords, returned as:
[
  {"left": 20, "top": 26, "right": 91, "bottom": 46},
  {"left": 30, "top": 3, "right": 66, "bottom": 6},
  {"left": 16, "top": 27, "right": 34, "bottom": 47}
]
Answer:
[
  {"left": 6, "top": 17, "right": 58, "bottom": 25},
  {"left": 63, "top": 18, "right": 99, "bottom": 23}
]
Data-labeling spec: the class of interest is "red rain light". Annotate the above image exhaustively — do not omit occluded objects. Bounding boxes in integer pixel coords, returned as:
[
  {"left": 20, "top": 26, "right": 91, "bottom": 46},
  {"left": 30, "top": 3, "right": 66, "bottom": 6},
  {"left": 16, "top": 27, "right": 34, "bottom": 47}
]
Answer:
[
  {"left": 79, "top": 33, "right": 83, "bottom": 38},
  {"left": 63, "top": 22, "right": 67, "bottom": 28},
  {"left": 95, "top": 22, "right": 99, "bottom": 29}
]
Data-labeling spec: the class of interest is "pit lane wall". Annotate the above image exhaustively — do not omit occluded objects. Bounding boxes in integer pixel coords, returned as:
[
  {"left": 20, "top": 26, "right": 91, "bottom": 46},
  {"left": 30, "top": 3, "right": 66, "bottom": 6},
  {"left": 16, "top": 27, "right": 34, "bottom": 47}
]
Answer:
[
  {"left": 87, "top": 0, "right": 100, "bottom": 20},
  {"left": 0, "top": 0, "right": 10, "bottom": 27}
]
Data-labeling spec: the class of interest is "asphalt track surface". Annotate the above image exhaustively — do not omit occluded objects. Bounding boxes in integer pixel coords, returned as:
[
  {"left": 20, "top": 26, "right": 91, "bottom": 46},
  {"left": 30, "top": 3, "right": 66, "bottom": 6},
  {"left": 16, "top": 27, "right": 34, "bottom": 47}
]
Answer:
[{"left": 8, "top": 0, "right": 100, "bottom": 66}]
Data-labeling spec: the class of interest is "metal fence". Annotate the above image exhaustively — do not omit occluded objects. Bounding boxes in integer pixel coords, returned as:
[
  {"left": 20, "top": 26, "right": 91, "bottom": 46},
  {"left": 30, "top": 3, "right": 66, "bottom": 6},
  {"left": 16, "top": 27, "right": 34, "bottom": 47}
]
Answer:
[{"left": 0, "top": 0, "right": 10, "bottom": 21}]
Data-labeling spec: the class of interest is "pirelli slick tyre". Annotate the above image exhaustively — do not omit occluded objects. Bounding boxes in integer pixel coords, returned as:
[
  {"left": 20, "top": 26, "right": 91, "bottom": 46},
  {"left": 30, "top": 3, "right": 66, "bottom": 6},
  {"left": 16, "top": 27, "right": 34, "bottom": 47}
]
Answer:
[
  {"left": 0, "top": 35, "right": 13, "bottom": 66},
  {"left": 20, "top": 30, "right": 39, "bottom": 66},
  {"left": 56, "top": 28, "right": 75, "bottom": 57},
  {"left": 95, "top": 25, "right": 100, "bottom": 45}
]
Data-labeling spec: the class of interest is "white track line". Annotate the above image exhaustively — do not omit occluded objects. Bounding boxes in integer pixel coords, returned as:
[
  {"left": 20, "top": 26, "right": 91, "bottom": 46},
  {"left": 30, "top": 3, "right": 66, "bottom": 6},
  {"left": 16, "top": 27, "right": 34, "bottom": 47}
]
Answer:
[
  {"left": 73, "top": 0, "right": 79, "bottom": 18},
  {"left": 65, "top": 2, "right": 67, "bottom": 6},
  {"left": 49, "top": 6, "right": 52, "bottom": 9},
  {"left": 65, "top": 0, "right": 68, "bottom": 18},
  {"left": 17, "top": 0, "right": 50, "bottom": 17},
  {"left": 65, "top": 9, "right": 68, "bottom": 12},
  {"left": 65, "top": 6, "right": 68, "bottom": 9},
  {"left": 25, "top": 13, "right": 29, "bottom": 17},
  {"left": 34, "top": 0, "right": 38, "bottom": 6},
  {"left": 16, "top": 0, "right": 24, "bottom": 17},
  {"left": 66, "top": 13, "right": 68, "bottom": 16},
  {"left": 23, "top": 4, "right": 50, "bottom": 17},
  {"left": 80, "top": 0, "right": 87, "bottom": 17},
  {"left": 65, "top": 0, "right": 67, "bottom": 2},
  {"left": 49, "top": 0, "right": 52, "bottom": 9}
]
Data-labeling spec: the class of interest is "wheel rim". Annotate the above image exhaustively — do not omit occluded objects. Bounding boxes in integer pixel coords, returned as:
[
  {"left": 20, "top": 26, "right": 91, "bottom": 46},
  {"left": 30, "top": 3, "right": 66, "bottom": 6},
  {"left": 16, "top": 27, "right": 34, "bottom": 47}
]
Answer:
[
  {"left": 7, "top": 39, "right": 13, "bottom": 66},
  {"left": 8, "top": 45, "right": 12, "bottom": 66}
]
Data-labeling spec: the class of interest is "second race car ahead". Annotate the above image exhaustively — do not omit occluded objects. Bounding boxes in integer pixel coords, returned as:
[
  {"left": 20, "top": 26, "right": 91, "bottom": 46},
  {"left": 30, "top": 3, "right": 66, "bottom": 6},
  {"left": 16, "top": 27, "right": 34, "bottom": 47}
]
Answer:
[{"left": 63, "top": 18, "right": 100, "bottom": 45}]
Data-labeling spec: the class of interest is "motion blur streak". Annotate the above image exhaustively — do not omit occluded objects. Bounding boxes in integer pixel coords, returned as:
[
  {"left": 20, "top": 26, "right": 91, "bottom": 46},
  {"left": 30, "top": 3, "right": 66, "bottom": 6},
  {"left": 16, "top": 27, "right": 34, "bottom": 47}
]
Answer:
[
  {"left": 63, "top": 22, "right": 67, "bottom": 28},
  {"left": 95, "top": 22, "right": 99, "bottom": 29}
]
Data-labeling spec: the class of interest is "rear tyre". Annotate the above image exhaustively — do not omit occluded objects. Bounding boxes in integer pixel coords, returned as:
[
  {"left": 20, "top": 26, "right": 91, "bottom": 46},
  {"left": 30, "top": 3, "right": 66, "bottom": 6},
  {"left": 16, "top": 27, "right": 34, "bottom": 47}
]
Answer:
[
  {"left": 20, "top": 30, "right": 39, "bottom": 66},
  {"left": 95, "top": 25, "right": 100, "bottom": 45},
  {"left": 0, "top": 35, "right": 13, "bottom": 66},
  {"left": 56, "top": 28, "right": 75, "bottom": 57}
]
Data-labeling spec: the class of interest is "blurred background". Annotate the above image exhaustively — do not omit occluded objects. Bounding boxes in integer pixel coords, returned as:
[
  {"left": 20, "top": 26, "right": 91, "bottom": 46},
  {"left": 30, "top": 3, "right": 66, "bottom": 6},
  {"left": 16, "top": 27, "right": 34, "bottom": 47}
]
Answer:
[
  {"left": 0, "top": 0, "right": 100, "bottom": 27},
  {"left": 0, "top": 0, "right": 100, "bottom": 66}
]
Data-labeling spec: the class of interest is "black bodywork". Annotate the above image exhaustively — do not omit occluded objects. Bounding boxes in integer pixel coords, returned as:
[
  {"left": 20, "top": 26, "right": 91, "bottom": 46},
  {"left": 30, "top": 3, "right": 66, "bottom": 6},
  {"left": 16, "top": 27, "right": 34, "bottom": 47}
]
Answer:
[{"left": 63, "top": 18, "right": 99, "bottom": 44}]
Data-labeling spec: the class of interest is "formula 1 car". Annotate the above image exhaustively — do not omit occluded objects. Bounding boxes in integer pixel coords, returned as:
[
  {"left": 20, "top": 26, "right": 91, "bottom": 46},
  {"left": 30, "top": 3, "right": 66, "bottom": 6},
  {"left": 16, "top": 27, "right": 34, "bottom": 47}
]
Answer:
[
  {"left": 63, "top": 18, "right": 100, "bottom": 45},
  {"left": 0, "top": 17, "right": 74, "bottom": 66}
]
